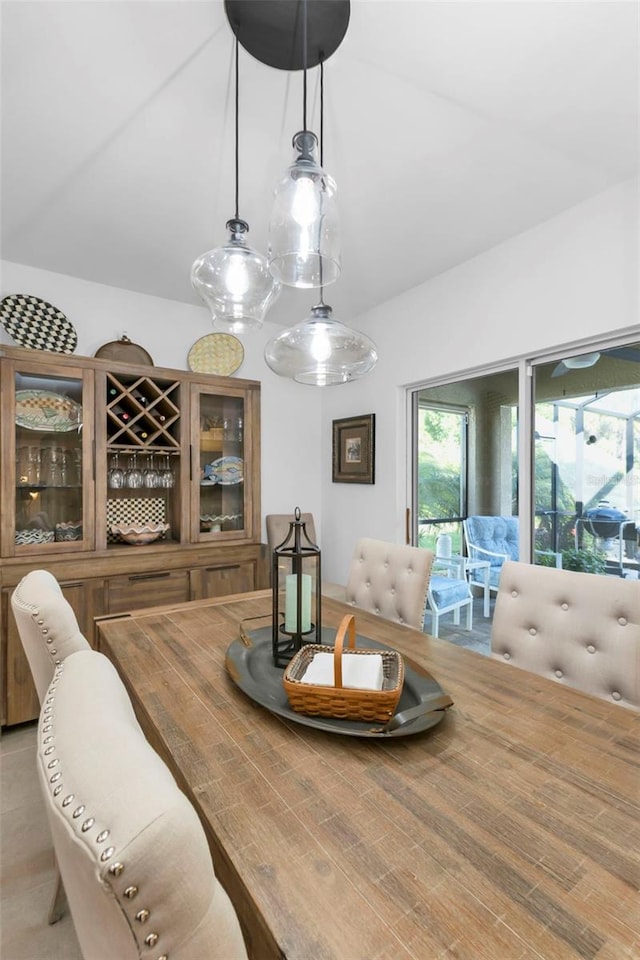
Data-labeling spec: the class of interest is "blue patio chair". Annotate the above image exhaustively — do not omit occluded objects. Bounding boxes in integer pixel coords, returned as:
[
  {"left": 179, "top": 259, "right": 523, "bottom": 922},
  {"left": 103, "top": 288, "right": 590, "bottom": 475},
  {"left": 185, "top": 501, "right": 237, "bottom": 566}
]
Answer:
[
  {"left": 425, "top": 567, "right": 473, "bottom": 638},
  {"left": 463, "top": 515, "right": 561, "bottom": 604}
]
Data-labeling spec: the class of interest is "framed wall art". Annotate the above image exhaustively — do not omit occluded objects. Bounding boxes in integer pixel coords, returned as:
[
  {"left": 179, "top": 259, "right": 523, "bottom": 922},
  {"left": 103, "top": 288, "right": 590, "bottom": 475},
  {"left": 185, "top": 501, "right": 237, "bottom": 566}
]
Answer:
[{"left": 332, "top": 414, "right": 375, "bottom": 484}]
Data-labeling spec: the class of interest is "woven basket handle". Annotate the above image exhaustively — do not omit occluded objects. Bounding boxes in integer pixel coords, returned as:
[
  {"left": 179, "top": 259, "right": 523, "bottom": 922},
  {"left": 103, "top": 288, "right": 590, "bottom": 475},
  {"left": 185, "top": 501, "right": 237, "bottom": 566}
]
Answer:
[{"left": 333, "top": 614, "right": 356, "bottom": 688}]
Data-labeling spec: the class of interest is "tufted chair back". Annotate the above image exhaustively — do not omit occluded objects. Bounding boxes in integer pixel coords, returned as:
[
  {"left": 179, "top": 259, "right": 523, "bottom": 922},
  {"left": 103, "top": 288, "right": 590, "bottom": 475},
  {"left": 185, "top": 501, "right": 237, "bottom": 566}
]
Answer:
[
  {"left": 492, "top": 561, "right": 640, "bottom": 709},
  {"left": 11, "top": 569, "right": 91, "bottom": 705},
  {"left": 37, "top": 649, "right": 248, "bottom": 960},
  {"left": 266, "top": 512, "right": 317, "bottom": 553},
  {"left": 345, "top": 538, "right": 434, "bottom": 630}
]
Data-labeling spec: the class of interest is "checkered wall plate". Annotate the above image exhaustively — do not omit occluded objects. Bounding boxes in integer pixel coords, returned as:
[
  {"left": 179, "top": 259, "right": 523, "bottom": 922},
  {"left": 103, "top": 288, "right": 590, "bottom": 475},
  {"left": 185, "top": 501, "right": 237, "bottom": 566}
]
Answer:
[{"left": 0, "top": 294, "right": 78, "bottom": 353}]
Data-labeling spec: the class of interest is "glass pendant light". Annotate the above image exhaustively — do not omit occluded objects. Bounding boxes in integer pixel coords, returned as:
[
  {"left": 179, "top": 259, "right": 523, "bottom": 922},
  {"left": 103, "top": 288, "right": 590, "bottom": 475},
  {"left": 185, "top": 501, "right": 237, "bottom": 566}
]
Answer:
[
  {"left": 265, "top": 56, "right": 376, "bottom": 386},
  {"left": 268, "top": 130, "right": 340, "bottom": 288},
  {"left": 264, "top": 300, "right": 377, "bottom": 385},
  {"left": 190, "top": 39, "right": 280, "bottom": 332},
  {"left": 268, "top": 0, "right": 340, "bottom": 289}
]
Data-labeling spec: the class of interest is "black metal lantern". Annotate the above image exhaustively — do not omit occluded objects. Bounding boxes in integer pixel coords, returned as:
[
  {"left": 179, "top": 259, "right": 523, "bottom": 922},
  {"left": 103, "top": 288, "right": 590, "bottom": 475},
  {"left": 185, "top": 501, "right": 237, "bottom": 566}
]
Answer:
[{"left": 272, "top": 507, "right": 321, "bottom": 666}]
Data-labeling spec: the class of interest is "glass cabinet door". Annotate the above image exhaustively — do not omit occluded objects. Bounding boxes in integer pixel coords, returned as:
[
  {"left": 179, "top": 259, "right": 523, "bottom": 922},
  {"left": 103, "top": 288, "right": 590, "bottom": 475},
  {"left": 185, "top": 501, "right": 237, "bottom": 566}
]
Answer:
[
  {"left": 193, "top": 385, "right": 251, "bottom": 541},
  {"left": 11, "top": 364, "right": 91, "bottom": 553}
]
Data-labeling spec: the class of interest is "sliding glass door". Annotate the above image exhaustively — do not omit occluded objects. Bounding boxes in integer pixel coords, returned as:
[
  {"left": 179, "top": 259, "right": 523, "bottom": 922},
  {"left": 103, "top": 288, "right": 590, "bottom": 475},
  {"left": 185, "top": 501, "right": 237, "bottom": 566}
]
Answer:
[
  {"left": 411, "top": 339, "right": 639, "bottom": 588},
  {"left": 532, "top": 342, "right": 640, "bottom": 578},
  {"left": 414, "top": 401, "right": 467, "bottom": 553},
  {"left": 412, "top": 368, "right": 519, "bottom": 554}
]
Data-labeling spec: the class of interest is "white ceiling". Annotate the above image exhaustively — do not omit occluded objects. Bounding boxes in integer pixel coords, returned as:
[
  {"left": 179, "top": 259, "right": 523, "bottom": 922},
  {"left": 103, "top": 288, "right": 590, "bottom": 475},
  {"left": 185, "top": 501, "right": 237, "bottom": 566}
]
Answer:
[{"left": 1, "top": 1, "right": 638, "bottom": 329}]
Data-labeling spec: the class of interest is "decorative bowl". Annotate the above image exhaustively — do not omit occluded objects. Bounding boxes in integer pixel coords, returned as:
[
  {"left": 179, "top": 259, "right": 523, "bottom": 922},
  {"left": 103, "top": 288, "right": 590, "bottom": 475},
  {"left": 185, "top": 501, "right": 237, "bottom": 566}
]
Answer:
[
  {"left": 111, "top": 522, "right": 169, "bottom": 546},
  {"left": 55, "top": 520, "right": 83, "bottom": 542},
  {"left": 200, "top": 513, "right": 241, "bottom": 527},
  {"left": 15, "top": 529, "right": 55, "bottom": 545}
]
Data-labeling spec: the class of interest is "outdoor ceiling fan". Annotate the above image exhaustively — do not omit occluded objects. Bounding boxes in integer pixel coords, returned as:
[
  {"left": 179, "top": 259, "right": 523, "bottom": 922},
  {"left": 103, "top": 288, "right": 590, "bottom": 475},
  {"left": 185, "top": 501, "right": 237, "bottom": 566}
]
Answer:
[{"left": 551, "top": 344, "right": 640, "bottom": 377}]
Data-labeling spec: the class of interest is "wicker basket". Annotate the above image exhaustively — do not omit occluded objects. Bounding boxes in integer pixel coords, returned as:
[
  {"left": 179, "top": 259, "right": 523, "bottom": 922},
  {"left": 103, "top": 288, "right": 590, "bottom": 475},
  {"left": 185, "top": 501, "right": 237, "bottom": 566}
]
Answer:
[{"left": 283, "top": 614, "right": 404, "bottom": 722}]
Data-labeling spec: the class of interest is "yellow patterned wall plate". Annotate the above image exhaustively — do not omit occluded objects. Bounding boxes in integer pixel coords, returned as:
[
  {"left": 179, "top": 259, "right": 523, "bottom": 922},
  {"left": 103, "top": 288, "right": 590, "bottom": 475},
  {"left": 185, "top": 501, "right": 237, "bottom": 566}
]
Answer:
[
  {"left": 15, "top": 390, "right": 82, "bottom": 432},
  {"left": 187, "top": 334, "right": 244, "bottom": 376}
]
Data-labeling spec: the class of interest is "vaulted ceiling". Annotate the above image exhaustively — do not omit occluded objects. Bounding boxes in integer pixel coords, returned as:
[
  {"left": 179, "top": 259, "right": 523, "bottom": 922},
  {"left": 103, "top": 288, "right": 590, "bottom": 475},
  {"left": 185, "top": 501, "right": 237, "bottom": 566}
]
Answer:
[{"left": 1, "top": 1, "right": 638, "bottom": 328}]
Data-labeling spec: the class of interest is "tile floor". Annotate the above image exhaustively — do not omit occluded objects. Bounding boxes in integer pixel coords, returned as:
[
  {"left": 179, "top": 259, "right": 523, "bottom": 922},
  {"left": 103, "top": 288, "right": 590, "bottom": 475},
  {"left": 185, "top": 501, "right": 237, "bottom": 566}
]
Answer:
[{"left": 1, "top": 721, "right": 82, "bottom": 960}]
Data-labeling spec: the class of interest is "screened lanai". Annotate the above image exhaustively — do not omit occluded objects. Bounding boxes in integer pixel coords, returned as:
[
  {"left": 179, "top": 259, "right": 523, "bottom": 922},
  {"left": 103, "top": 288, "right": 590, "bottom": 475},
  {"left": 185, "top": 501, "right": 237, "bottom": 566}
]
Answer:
[{"left": 534, "top": 384, "right": 640, "bottom": 577}]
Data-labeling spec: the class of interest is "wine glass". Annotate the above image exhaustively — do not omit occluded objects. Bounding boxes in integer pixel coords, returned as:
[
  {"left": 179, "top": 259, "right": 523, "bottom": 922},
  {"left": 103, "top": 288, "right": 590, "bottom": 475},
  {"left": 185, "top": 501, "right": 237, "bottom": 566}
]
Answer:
[
  {"left": 27, "top": 446, "right": 42, "bottom": 485},
  {"left": 73, "top": 448, "right": 82, "bottom": 485},
  {"left": 108, "top": 453, "right": 125, "bottom": 489},
  {"left": 161, "top": 454, "right": 174, "bottom": 488},
  {"left": 60, "top": 451, "right": 70, "bottom": 486},
  {"left": 143, "top": 453, "right": 160, "bottom": 488},
  {"left": 125, "top": 451, "right": 143, "bottom": 489}
]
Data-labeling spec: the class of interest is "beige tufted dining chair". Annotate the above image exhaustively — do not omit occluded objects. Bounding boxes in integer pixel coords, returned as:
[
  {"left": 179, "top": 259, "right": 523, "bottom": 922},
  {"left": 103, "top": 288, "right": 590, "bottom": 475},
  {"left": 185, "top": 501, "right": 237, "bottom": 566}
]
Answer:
[
  {"left": 37, "top": 649, "right": 248, "bottom": 960},
  {"left": 344, "top": 538, "right": 434, "bottom": 630},
  {"left": 266, "top": 512, "right": 317, "bottom": 553},
  {"left": 11, "top": 568, "right": 92, "bottom": 923},
  {"left": 11, "top": 568, "right": 91, "bottom": 704},
  {"left": 266, "top": 512, "right": 318, "bottom": 588},
  {"left": 491, "top": 561, "right": 640, "bottom": 709}
]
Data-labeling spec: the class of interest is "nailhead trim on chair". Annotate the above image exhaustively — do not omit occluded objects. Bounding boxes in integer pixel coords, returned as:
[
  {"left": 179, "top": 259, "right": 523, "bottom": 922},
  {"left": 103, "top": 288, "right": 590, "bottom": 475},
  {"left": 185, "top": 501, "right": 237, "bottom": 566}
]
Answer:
[
  {"left": 22, "top": 595, "right": 76, "bottom": 683},
  {"left": 39, "top": 664, "right": 164, "bottom": 958}
]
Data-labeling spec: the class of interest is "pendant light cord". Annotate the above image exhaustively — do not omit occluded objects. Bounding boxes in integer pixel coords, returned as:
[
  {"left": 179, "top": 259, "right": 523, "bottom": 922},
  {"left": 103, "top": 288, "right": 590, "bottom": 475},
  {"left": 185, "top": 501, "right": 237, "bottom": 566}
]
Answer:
[
  {"left": 234, "top": 36, "right": 239, "bottom": 220},
  {"left": 320, "top": 57, "right": 324, "bottom": 167},
  {"left": 319, "top": 55, "right": 325, "bottom": 303},
  {"left": 302, "top": 0, "right": 308, "bottom": 131}
]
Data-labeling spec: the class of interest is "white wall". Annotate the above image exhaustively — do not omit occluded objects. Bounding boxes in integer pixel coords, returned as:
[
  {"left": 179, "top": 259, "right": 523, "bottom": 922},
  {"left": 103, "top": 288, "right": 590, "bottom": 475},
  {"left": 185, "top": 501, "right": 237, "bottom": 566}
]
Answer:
[
  {"left": 3, "top": 179, "right": 638, "bottom": 582},
  {"left": 0, "top": 261, "right": 324, "bottom": 539},
  {"left": 321, "top": 178, "right": 639, "bottom": 586}
]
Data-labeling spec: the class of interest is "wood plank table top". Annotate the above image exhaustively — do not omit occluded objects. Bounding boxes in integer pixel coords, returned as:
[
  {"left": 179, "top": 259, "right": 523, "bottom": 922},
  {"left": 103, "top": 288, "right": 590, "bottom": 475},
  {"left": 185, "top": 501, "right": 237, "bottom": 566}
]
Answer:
[{"left": 96, "top": 591, "right": 640, "bottom": 960}]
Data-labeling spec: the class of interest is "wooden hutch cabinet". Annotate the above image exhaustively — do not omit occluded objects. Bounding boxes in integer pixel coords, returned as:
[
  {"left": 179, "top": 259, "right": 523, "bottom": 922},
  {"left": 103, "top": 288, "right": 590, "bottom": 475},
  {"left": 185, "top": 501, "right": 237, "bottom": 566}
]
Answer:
[{"left": 0, "top": 344, "right": 268, "bottom": 725}]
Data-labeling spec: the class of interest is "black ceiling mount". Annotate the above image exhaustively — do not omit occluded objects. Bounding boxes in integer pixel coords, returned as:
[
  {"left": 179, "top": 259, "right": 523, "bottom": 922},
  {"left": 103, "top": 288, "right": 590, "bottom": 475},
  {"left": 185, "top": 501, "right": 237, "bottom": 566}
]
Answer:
[{"left": 224, "top": 0, "right": 350, "bottom": 71}]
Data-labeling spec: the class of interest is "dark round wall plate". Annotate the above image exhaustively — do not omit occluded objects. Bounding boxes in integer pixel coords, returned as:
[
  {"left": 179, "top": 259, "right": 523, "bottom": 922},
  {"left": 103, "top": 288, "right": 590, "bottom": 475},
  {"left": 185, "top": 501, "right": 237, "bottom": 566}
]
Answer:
[
  {"left": 225, "top": 0, "right": 350, "bottom": 70},
  {"left": 94, "top": 335, "right": 153, "bottom": 366}
]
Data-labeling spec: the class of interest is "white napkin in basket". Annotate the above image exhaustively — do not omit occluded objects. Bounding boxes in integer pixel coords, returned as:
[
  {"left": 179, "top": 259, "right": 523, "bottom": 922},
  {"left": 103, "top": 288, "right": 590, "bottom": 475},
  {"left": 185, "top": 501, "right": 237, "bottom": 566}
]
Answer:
[{"left": 300, "top": 652, "right": 384, "bottom": 690}]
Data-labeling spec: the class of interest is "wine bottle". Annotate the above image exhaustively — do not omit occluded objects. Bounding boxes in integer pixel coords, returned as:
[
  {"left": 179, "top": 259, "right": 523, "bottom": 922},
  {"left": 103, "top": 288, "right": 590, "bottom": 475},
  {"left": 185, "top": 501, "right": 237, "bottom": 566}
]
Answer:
[
  {"left": 107, "top": 385, "right": 119, "bottom": 400},
  {"left": 110, "top": 403, "right": 131, "bottom": 423},
  {"left": 132, "top": 390, "right": 149, "bottom": 407}
]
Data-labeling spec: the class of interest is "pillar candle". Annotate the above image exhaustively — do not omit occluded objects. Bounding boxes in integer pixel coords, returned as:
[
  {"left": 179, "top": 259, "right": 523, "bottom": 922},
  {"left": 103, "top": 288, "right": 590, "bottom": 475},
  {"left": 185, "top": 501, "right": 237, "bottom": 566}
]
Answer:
[{"left": 285, "top": 573, "right": 312, "bottom": 633}]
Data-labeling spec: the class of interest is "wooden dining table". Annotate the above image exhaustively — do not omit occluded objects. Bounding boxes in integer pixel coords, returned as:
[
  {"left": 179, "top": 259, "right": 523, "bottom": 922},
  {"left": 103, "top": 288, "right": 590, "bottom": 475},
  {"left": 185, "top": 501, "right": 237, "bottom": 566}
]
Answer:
[{"left": 96, "top": 590, "right": 639, "bottom": 960}]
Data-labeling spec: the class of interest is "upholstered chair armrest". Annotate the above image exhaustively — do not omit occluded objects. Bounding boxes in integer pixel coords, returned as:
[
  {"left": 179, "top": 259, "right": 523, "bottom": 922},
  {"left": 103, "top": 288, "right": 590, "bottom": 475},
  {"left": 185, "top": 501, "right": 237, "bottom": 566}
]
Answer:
[{"left": 432, "top": 557, "right": 466, "bottom": 579}]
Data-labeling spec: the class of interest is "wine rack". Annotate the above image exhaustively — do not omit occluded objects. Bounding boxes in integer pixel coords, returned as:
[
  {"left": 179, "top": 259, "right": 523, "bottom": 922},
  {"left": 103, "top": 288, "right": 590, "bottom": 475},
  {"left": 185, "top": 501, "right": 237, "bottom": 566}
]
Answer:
[{"left": 106, "top": 374, "right": 180, "bottom": 448}]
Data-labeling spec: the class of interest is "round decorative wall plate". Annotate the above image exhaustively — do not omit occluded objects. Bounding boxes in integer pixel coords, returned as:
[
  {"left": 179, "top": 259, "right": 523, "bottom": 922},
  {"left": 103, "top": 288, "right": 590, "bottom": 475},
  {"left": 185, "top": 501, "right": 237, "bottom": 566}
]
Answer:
[
  {"left": 94, "top": 334, "right": 153, "bottom": 365},
  {"left": 15, "top": 389, "right": 82, "bottom": 432},
  {"left": 188, "top": 333, "right": 244, "bottom": 376},
  {"left": 0, "top": 294, "right": 78, "bottom": 354}
]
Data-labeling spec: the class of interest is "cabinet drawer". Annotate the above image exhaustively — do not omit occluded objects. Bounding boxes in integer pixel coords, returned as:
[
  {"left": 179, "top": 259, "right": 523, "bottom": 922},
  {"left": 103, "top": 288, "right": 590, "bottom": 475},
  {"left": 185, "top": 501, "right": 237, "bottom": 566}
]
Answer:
[
  {"left": 107, "top": 570, "right": 189, "bottom": 614},
  {"left": 192, "top": 561, "right": 256, "bottom": 599}
]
